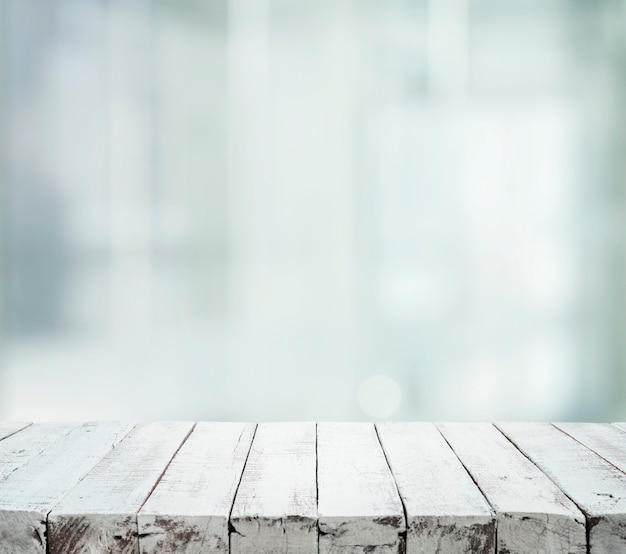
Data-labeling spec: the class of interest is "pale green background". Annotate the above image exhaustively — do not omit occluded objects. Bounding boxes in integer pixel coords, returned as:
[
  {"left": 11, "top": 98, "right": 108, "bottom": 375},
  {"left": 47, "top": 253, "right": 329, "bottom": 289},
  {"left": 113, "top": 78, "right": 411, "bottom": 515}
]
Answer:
[{"left": 1, "top": 0, "right": 625, "bottom": 421}]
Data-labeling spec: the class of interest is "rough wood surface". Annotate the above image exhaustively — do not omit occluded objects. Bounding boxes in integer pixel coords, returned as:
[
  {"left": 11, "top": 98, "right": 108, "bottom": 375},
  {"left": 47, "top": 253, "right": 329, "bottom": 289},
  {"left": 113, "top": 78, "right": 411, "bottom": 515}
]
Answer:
[
  {"left": 497, "top": 422, "right": 626, "bottom": 553},
  {"left": 48, "top": 421, "right": 194, "bottom": 554},
  {"left": 438, "top": 422, "right": 586, "bottom": 554},
  {"left": 230, "top": 422, "right": 317, "bottom": 554},
  {"left": 317, "top": 422, "right": 405, "bottom": 554},
  {"left": 0, "top": 422, "right": 31, "bottom": 441},
  {"left": 377, "top": 422, "right": 494, "bottom": 554},
  {"left": 0, "top": 422, "right": 79, "bottom": 481},
  {"left": 0, "top": 421, "right": 135, "bottom": 554},
  {"left": 2, "top": 421, "right": 626, "bottom": 552},
  {"left": 555, "top": 422, "right": 626, "bottom": 473},
  {"left": 138, "top": 422, "right": 256, "bottom": 554}
]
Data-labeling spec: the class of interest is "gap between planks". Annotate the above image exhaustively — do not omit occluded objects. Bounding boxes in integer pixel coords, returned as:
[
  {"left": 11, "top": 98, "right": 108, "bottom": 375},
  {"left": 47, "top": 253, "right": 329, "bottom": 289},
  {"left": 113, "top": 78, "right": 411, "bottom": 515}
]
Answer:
[
  {"left": 497, "top": 422, "right": 626, "bottom": 553},
  {"left": 2, "top": 422, "right": 626, "bottom": 553},
  {"left": 47, "top": 422, "right": 195, "bottom": 554}
]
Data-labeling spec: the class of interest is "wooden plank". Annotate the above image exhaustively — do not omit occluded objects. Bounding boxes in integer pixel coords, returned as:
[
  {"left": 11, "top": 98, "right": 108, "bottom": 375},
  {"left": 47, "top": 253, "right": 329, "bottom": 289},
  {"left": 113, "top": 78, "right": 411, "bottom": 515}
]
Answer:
[
  {"left": 47, "top": 421, "right": 194, "bottom": 554},
  {"left": 377, "top": 422, "right": 494, "bottom": 554},
  {"left": 497, "top": 422, "right": 626, "bottom": 553},
  {"left": 613, "top": 422, "right": 626, "bottom": 433},
  {"left": 138, "top": 422, "right": 255, "bottom": 554},
  {"left": 438, "top": 422, "right": 586, "bottom": 554},
  {"left": 230, "top": 422, "right": 317, "bottom": 554},
  {"left": 317, "top": 422, "right": 405, "bottom": 554},
  {"left": 0, "top": 421, "right": 135, "bottom": 554},
  {"left": 0, "top": 422, "right": 80, "bottom": 481},
  {"left": 556, "top": 422, "right": 626, "bottom": 474},
  {"left": 0, "top": 422, "right": 31, "bottom": 441}
]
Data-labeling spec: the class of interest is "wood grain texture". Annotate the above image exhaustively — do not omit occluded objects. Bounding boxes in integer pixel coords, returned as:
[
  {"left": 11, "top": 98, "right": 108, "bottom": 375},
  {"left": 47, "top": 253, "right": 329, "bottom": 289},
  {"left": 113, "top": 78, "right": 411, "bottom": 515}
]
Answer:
[
  {"left": 230, "top": 422, "right": 317, "bottom": 554},
  {"left": 0, "top": 422, "right": 31, "bottom": 441},
  {"left": 317, "top": 422, "right": 405, "bottom": 554},
  {"left": 438, "top": 422, "right": 586, "bottom": 554},
  {"left": 377, "top": 422, "right": 494, "bottom": 554},
  {"left": 497, "top": 422, "right": 626, "bottom": 553},
  {"left": 555, "top": 422, "right": 626, "bottom": 473},
  {"left": 48, "top": 421, "right": 194, "bottom": 554},
  {"left": 138, "top": 422, "right": 255, "bottom": 554},
  {"left": 0, "top": 421, "right": 135, "bottom": 554},
  {"left": 0, "top": 422, "right": 79, "bottom": 481},
  {"left": 3, "top": 420, "right": 626, "bottom": 552}
]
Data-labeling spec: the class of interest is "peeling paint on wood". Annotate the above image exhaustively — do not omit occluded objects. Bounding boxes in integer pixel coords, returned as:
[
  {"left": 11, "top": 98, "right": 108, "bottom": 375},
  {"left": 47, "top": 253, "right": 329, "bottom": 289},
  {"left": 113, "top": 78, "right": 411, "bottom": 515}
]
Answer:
[
  {"left": 0, "top": 421, "right": 625, "bottom": 552},
  {"left": 497, "top": 422, "right": 626, "bottom": 553},
  {"left": 138, "top": 422, "right": 255, "bottom": 553},
  {"left": 438, "top": 422, "right": 586, "bottom": 554},
  {"left": 47, "top": 422, "right": 193, "bottom": 554},
  {"left": 377, "top": 422, "right": 494, "bottom": 554},
  {"left": 0, "top": 421, "right": 135, "bottom": 554},
  {"left": 230, "top": 422, "right": 317, "bottom": 554},
  {"left": 318, "top": 423, "right": 405, "bottom": 553}
]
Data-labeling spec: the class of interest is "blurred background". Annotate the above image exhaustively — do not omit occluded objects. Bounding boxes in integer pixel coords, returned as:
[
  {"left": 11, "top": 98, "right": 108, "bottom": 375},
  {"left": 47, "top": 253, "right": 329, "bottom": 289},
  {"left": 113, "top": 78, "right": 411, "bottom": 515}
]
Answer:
[{"left": 1, "top": 0, "right": 625, "bottom": 422}]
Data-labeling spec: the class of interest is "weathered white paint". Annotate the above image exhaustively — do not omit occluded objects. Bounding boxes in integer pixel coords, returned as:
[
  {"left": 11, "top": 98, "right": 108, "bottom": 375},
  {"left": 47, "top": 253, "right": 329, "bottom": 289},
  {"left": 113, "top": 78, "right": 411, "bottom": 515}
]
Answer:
[
  {"left": 0, "top": 422, "right": 31, "bottom": 441},
  {"left": 554, "top": 423, "right": 626, "bottom": 474},
  {"left": 230, "top": 422, "right": 317, "bottom": 554},
  {"left": 138, "top": 422, "right": 256, "bottom": 554},
  {"left": 377, "top": 422, "right": 494, "bottom": 554},
  {"left": 438, "top": 422, "right": 586, "bottom": 554},
  {"left": 497, "top": 422, "right": 626, "bottom": 553},
  {"left": 2, "top": 421, "right": 626, "bottom": 552},
  {"left": 613, "top": 422, "right": 626, "bottom": 433},
  {"left": 47, "top": 421, "right": 194, "bottom": 554},
  {"left": 0, "top": 422, "right": 79, "bottom": 481},
  {"left": 317, "top": 422, "right": 405, "bottom": 554},
  {"left": 0, "top": 421, "right": 135, "bottom": 554}
]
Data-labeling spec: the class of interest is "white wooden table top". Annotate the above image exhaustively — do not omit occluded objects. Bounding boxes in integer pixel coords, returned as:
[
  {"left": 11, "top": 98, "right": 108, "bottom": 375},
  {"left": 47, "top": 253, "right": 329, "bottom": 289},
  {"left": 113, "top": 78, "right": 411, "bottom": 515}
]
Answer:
[{"left": 0, "top": 421, "right": 624, "bottom": 553}]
